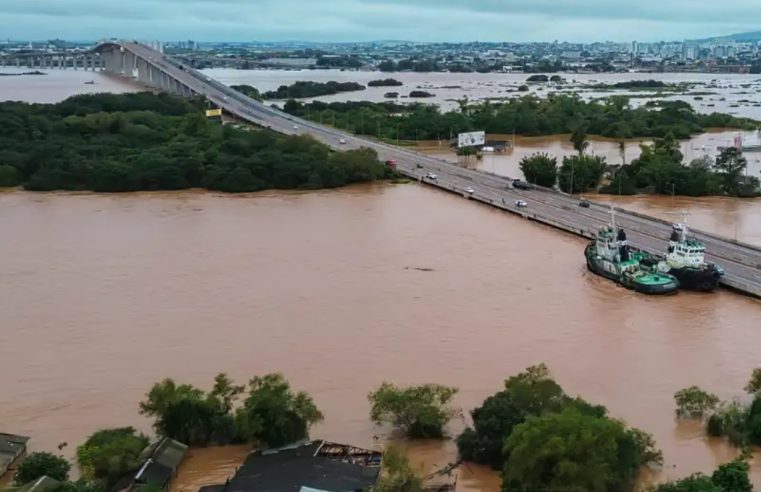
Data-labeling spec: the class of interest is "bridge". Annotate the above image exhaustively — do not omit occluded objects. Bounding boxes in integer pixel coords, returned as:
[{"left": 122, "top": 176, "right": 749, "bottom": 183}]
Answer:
[{"left": 75, "top": 42, "right": 761, "bottom": 297}]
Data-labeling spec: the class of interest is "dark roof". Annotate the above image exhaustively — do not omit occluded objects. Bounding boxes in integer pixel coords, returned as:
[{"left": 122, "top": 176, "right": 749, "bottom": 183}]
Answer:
[
  {"left": 0, "top": 433, "right": 30, "bottom": 477},
  {"left": 133, "top": 437, "right": 188, "bottom": 487},
  {"left": 134, "top": 459, "right": 174, "bottom": 487},
  {"left": 8, "top": 476, "right": 61, "bottom": 492},
  {"left": 204, "top": 441, "right": 382, "bottom": 492}
]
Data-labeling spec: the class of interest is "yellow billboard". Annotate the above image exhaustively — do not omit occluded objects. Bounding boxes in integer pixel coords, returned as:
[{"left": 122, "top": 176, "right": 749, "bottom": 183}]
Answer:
[{"left": 205, "top": 108, "right": 222, "bottom": 118}]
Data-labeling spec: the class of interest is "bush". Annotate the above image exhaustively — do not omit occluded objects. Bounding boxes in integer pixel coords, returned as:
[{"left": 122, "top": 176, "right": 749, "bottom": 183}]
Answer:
[
  {"left": 235, "top": 373, "right": 323, "bottom": 448},
  {"left": 368, "top": 383, "right": 458, "bottom": 438},
  {"left": 14, "top": 452, "right": 71, "bottom": 485},
  {"left": 76, "top": 428, "right": 149, "bottom": 486},
  {"left": 519, "top": 153, "right": 557, "bottom": 187}
]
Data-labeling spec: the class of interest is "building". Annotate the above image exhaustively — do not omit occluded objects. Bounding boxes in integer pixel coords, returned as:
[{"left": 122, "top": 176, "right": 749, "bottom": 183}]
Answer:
[
  {"left": 200, "top": 441, "right": 382, "bottom": 492},
  {"left": 132, "top": 437, "right": 188, "bottom": 489},
  {"left": 6, "top": 476, "right": 61, "bottom": 492},
  {"left": 0, "top": 433, "right": 30, "bottom": 478}
]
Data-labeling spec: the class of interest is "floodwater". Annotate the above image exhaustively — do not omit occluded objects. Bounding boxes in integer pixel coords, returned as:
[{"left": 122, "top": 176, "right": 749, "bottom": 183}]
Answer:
[
  {"left": 2, "top": 186, "right": 761, "bottom": 491},
  {"left": 0, "top": 68, "right": 142, "bottom": 103},
  {"left": 204, "top": 68, "right": 761, "bottom": 118}
]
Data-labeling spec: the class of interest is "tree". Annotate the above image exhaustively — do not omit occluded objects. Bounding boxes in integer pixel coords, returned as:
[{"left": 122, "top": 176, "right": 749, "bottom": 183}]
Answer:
[
  {"left": 570, "top": 123, "right": 589, "bottom": 155},
  {"left": 711, "top": 458, "right": 752, "bottom": 492},
  {"left": 558, "top": 155, "right": 606, "bottom": 193},
  {"left": 714, "top": 147, "right": 748, "bottom": 195},
  {"left": 744, "top": 368, "right": 761, "bottom": 396},
  {"left": 378, "top": 60, "right": 396, "bottom": 72},
  {"left": 502, "top": 409, "right": 645, "bottom": 492},
  {"left": 519, "top": 153, "right": 557, "bottom": 188},
  {"left": 0, "top": 164, "right": 23, "bottom": 187},
  {"left": 655, "top": 473, "right": 722, "bottom": 492},
  {"left": 139, "top": 374, "right": 240, "bottom": 446},
  {"left": 706, "top": 400, "right": 750, "bottom": 446},
  {"left": 76, "top": 428, "right": 149, "bottom": 486},
  {"left": 374, "top": 445, "right": 424, "bottom": 492},
  {"left": 674, "top": 386, "right": 720, "bottom": 419},
  {"left": 14, "top": 452, "right": 71, "bottom": 485},
  {"left": 235, "top": 373, "right": 323, "bottom": 448},
  {"left": 368, "top": 383, "right": 459, "bottom": 438}
]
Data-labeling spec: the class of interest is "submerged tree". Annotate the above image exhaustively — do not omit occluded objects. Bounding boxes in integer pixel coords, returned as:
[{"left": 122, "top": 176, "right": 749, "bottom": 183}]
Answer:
[
  {"left": 368, "top": 383, "right": 459, "bottom": 438},
  {"left": 235, "top": 373, "right": 323, "bottom": 448},
  {"left": 519, "top": 153, "right": 557, "bottom": 188},
  {"left": 674, "top": 386, "right": 721, "bottom": 419}
]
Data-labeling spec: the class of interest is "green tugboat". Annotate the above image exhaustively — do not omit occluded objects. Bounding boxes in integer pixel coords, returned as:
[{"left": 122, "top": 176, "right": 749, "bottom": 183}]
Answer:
[{"left": 585, "top": 211, "right": 679, "bottom": 295}]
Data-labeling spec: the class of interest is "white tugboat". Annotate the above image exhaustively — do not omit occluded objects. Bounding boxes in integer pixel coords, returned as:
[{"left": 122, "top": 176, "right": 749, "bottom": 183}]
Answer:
[{"left": 664, "top": 219, "right": 724, "bottom": 292}]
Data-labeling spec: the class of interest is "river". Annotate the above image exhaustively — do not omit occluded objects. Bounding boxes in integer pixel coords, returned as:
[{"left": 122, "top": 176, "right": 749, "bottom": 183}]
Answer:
[{"left": 1, "top": 186, "right": 760, "bottom": 491}]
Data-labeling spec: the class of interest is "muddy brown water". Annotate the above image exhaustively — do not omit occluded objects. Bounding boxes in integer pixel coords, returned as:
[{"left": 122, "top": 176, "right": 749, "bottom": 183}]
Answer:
[{"left": 1, "top": 186, "right": 760, "bottom": 490}]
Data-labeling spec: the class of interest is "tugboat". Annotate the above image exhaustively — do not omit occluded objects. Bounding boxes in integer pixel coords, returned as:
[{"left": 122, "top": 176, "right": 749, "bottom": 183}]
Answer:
[
  {"left": 663, "top": 222, "right": 724, "bottom": 292},
  {"left": 585, "top": 210, "right": 679, "bottom": 295}
]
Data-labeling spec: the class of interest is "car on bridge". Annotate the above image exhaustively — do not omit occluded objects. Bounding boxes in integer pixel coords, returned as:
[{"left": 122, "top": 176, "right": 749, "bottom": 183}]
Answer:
[
  {"left": 465, "top": 187, "right": 475, "bottom": 194},
  {"left": 425, "top": 172, "right": 438, "bottom": 180},
  {"left": 512, "top": 179, "right": 534, "bottom": 190},
  {"left": 578, "top": 198, "right": 590, "bottom": 208},
  {"left": 339, "top": 138, "right": 347, "bottom": 144},
  {"left": 515, "top": 200, "right": 528, "bottom": 208}
]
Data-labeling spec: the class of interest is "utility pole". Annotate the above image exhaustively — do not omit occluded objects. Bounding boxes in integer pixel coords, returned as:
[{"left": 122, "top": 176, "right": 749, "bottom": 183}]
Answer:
[{"left": 361, "top": 110, "right": 365, "bottom": 135}]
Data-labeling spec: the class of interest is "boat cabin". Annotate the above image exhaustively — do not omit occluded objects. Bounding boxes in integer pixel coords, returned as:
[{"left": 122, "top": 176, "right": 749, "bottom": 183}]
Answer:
[{"left": 667, "top": 238, "right": 706, "bottom": 269}]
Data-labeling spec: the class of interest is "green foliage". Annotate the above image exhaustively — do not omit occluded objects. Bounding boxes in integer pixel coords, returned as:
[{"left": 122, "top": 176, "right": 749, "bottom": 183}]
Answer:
[
  {"left": 655, "top": 458, "right": 752, "bottom": 492},
  {"left": 14, "top": 452, "right": 71, "bottom": 485},
  {"left": 285, "top": 95, "right": 757, "bottom": 144},
  {"left": 599, "top": 168, "right": 637, "bottom": 195},
  {"left": 711, "top": 459, "right": 752, "bottom": 492},
  {"left": 654, "top": 473, "right": 723, "bottom": 492},
  {"left": 139, "top": 374, "right": 240, "bottom": 446},
  {"left": 230, "top": 85, "right": 261, "bottom": 100},
  {"left": 502, "top": 409, "right": 643, "bottom": 492},
  {"left": 518, "top": 153, "right": 557, "bottom": 187},
  {"left": 76, "top": 427, "right": 148, "bottom": 486},
  {"left": 558, "top": 154, "right": 606, "bottom": 193},
  {"left": 0, "top": 164, "right": 23, "bottom": 186},
  {"left": 569, "top": 124, "right": 589, "bottom": 155},
  {"left": 526, "top": 75, "right": 549, "bottom": 83},
  {"left": 744, "top": 368, "right": 761, "bottom": 396},
  {"left": 674, "top": 386, "right": 721, "bottom": 419},
  {"left": 457, "top": 364, "right": 659, "bottom": 491},
  {"left": 706, "top": 400, "right": 751, "bottom": 446},
  {"left": 262, "top": 81, "right": 365, "bottom": 99},
  {"left": 373, "top": 446, "right": 424, "bottom": 492},
  {"left": 0, "top": 93, "right": 389, "bottom": 193},
  {"left": 48, "top": 479, "right": 106, "bottom": 492},
  {"left": 714, "top": 147, "right": 749, "bottom": 196},
  {"left": 368, "top": 383, "right": 459, "bottom": 438},
  {"left": 235, "top": 373, "right": 323, "bottom": 448},
  {"left": 456, "top": 390, "right": 524, "bottom": 469},
  {"left": 368, "top": 78, "right": 403, "bottom": 87}
]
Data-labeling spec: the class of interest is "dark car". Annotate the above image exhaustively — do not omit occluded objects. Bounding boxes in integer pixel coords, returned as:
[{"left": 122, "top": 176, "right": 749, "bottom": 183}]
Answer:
[
  {"left": 513, "top": 180, "right": 533, "bottom": 190},
  {"left": 578, "top": 199, "right": 590, "bottom": 208}
]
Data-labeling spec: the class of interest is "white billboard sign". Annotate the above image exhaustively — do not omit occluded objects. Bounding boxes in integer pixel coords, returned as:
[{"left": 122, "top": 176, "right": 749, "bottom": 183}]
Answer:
[{"left": 457, "top": 131, "right": 485, "bottom": 148}]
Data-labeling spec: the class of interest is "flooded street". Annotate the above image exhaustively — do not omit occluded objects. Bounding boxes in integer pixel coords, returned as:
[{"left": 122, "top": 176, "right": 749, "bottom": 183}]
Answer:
[{"left": 2, "top": 185, "right": 761, "bottom": 490}]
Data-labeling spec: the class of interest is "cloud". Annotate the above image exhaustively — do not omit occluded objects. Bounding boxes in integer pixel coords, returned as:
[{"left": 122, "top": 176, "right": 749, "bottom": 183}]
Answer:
[{"left": 0, "top": 0, "right": 756, "bottom": 42}]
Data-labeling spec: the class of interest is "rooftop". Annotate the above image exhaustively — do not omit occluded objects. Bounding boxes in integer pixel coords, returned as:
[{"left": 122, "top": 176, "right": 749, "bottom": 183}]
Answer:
[
  {"left": 199, "top": 440, "right": 382, "bottom": 492},
  {"left": 0, "top": 433, "right": 30, "bottom": 477}
]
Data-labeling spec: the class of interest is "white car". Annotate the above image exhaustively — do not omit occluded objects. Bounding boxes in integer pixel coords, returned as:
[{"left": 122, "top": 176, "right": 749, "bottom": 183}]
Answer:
[
  {"left": 673, "top": 223, "right": 685, "bottom": 231},
  {"left": 425, "top": 172, "right": 438, "bottom": 180},
  {"left": 515, "top": 200, "right": 528, "bottom": 208},
  {"left": 465, "top": 187, "right": 475, "bottom": 194},
  {"left": 339, "top": 138, "right": 347, "bottom": 144},
  {"left": 293, "top": 125, "right": 299, "bottom": 130}
]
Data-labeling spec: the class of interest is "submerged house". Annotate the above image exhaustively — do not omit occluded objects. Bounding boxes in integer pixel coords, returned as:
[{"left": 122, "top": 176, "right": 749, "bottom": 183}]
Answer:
[
  {"left": 199, "top": 440, "right": 383, "bottom": 492},
  {"left": 132, "top": 437, "right": 188, "bottom": 489},
  {"left": 0, "top": 433, "right": 30, "bottom": 479}
]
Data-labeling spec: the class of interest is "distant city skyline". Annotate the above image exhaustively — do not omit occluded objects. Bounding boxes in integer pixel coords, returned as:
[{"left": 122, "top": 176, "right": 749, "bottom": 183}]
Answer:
[{"left": 1, "top": 0, "right": 760, "bottom": 43}]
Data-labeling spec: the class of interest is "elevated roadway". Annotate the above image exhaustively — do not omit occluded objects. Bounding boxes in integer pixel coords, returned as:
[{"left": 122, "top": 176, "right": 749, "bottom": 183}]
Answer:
[{"left": 106, "top": 42, "right": 761, "bottom": 297}]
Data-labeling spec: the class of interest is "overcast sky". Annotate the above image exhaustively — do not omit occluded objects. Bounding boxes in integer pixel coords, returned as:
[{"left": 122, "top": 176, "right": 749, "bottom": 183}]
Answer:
[{"left": 1, "top": 0, "right": 758, "bottom": 43}]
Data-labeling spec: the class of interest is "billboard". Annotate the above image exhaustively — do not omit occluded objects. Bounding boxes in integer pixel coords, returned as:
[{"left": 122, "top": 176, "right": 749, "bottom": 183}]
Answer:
[
  {"left": 205, "top": 108, "right": 222, "bottom": 118},
  {"left": 457, "top": 131, "right": 485, "bottom": 148}
]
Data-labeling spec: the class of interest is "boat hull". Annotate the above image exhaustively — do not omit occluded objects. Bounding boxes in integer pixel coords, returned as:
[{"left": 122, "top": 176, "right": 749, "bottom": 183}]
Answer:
[
  {"left": 585, "top": 245, "right": 678, "bottom": 295},
  {"left": 668, "top": 267, "right": 722, "bottom": 292}
]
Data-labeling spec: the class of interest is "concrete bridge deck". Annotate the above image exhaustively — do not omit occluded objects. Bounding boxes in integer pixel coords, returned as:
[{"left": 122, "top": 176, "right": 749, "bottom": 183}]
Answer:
[{"left": 103, "top": 41, "right": 761, "bottom": 298}]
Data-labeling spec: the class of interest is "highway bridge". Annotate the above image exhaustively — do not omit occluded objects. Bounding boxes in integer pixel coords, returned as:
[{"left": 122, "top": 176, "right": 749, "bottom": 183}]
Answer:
[{"left": 94, "top": 41, "right": 761, "bottom": 297}]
